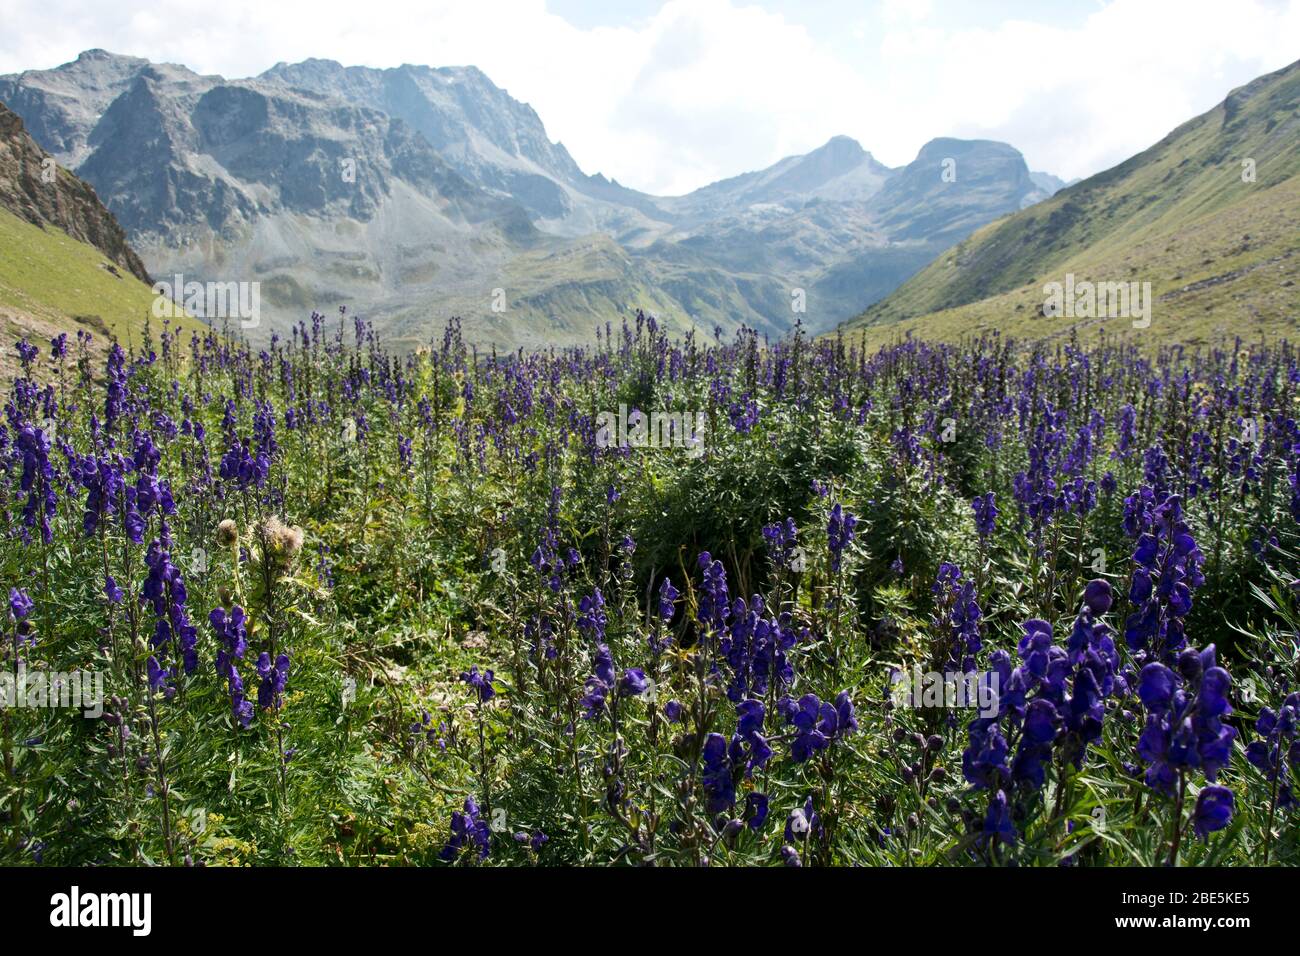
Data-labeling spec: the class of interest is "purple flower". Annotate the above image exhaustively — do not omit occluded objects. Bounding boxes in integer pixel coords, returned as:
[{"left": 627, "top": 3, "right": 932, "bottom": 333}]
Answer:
[
  {"left": 104, "top": 575, "right": 124, "bottom": 604},
  {"left": 459, "top": 665, "right": 496, "bottom": 703},
  {"left": 440, "top": 796, "right": 491, "bottom": 862},
  {"left": 256, "top": 652, "right": 290, "bottom": 710},
  {"left": 656, "top": 576, "right": 679, "bottom": 622},
  {"left": 618, "top": 668, "right": 648, "bottom": 697},
  {"left": 146, "top": 656, "right": 174, "bottom": 698},
  {"left": 827, "top": 503, "right": 857, "bottom": 572},
  {"left": 1192, "top": 785, "right": 1235, "bottom": 838},
  {"left": 972, "top": 492, "right": 997, "bottom": 538},
  {"left": 8, "top": 588, "right": 33, "bottom": 621}
]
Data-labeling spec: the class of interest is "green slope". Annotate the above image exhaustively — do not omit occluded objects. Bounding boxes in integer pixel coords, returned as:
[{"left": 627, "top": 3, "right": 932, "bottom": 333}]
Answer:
[
  {"left": 0, "top": 207, "right": 209, "bottom": 373},
  {"left": 841, "top": 58, "right": 1300, "bottom": 345}
]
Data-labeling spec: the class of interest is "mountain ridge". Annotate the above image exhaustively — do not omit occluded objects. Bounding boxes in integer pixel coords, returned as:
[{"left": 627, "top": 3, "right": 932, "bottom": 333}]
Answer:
[
  {"left": 1, "top": 49, "right": 1065, "bottom": 347},
  {"left": 838, "top": 58, "right": 1300, "bottom": 346},
  {"left": 0, "top": 99, "right": 149, "bottom": 282}
]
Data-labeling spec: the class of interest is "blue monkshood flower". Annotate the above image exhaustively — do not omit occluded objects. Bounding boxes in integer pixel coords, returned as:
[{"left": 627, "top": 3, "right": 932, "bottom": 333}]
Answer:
[
  {"left": 1124, "top": 493, "right": 1205, "bottom": 660},
  {"left": 783, "top": 694, "right": 830, "bottom": 762},
  {"left": 218, "top": 438, "right": 270, "bottom": 491},
  {"left": 701, "top": 733, "right": 737, "bottom": 814},
  {"left": 13, "top": 425, "right": 57, "bottom": 544},
  {"left": 103, "top": 343, "right": 128, "bottom": 431},
  {"left": 141, "top": 541, "right": 199, "bottom": 673},
  {"left": 663, "top": 700, "right": 684, "bottom": 723},
  {"left": 104, "top": 575, "right": 124, "bottom": 604},
  {"left": 579, "top": 646, "right": 615, "bottom": 719},
  {"left": 733, "top": 700, "right": 773, "bottom": 770},
  {"left": 210, "top": 606, "right": 249, "bottom": 659},
  {"left": 827, "top": 503, "right": 857, "bottom": 572},
  {"left": 972, "top": 492, "right": 998, "bottom": 538},
  {"left": 737, "top": 698, "right": 765, "bottom": 737},
  {"left": 72, "top": 454, "right": 123, "bottom": 537},
  {"left": 1082, "top": 578, "right": 1113, "bottom": 616},
  {"left": 439, "top": 796, "right": 491, "bottom": 862},
  {"left": 964, "top": 610, "right": 1122, "bottom": 832},
  {"left": 981, "top": 789, "right": 1017, "bottom": 847},
  {"left": 933, "top": 563, "right": 982, "bottom": 671},
  {"left": 256, "top": 652, "right": 290, "bottom": 710},
  {"left": 14, "top": 339, "right": 39, "bottom": 367},
  {"left": 618, "top": 668, "right": 648, "bottom": 697},
  {"left": 1245, "top": 693, "right": 1300, "bottom": 810},
  {"left": 1135, "top": 646, "right": 1236, "bottom": 799},
  {"left": 696, "top": 552, "right": 731, "bottom": 634},
  {"left": 745, "top": 792, "right": 769, "bottom": 831},
  {"left": 577, "top": 589, "right": 607, "bottom": 641},
  {"left": 146, "top": 656, "right": 175, "bottom": 698},
  {"left": 718, "top": 595, "right": 801, "bottom": 701},
  {"left": 460, "top": 665, "right": 496, "bottom": 703},
  {"left": 656, "top": 576, "right": 680, "bottom": 622},
  {"left": 781, "top": 691, "right": 857, "bottom": 762},
  {"left": 784, "top": 797, "right": 822, "bottom": 843},
  {"left": 8, "top": 588, "right": 33, "bottom": 621},
  {"left": 1192, "top": 785, "right": 1235, "bottom": 838},
  {"left": 513, "top": 830, "right": 548, "bottom": 853},
  {"left": 781, "top": 845, "right": 802, "bottom": 867},
  {"left": 228, "top": 667, "right": 254, "bottom": 727},
  {"left": 762, "top": 517, "right": 800, "bottom": 569},
  {"left": 211, "top": 606, "right": 253, "bottom": 727}
]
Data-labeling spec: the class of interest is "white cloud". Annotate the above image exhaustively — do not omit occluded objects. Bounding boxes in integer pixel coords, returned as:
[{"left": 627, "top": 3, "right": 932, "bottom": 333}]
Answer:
[{"left": 0, "top": 0, "right": 1295, "bottom": 192}]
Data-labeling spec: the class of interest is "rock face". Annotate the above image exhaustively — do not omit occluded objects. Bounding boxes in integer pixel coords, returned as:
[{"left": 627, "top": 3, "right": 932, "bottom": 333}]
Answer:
[
  {"left": 1, "top": 50, "right": 1066, "bottom": 346},
  {"left": 866, "top": 138, "right": 1051, "bottom": 243},
  {"left": 0, "top": 99, "right": 150, "bottom": 282}
]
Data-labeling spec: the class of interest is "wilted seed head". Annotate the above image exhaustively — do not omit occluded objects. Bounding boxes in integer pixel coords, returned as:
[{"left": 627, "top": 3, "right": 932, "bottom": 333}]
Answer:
[
  {"left": 218, "top": 585, "right": 233, "bottom": 609},
  {"left": 216, "top": 519, "right": 239, "bottom": 549},
  {"left": 260, "top": 516, "right": 305, "bottom": 569}
]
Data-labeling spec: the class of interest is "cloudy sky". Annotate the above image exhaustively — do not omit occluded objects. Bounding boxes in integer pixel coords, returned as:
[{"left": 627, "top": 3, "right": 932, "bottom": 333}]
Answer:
[{"left": 1, "top": 0, "right": 1296, "bottom": 195}]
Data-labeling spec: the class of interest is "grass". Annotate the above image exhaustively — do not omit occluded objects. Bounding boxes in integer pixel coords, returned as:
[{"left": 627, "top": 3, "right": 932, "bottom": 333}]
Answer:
[
  {"left": 840, "top": 58, "right": 1300, "bottom": 348},
  {"left": 0, "top": 207, "right": 208, "bottom": 367}
]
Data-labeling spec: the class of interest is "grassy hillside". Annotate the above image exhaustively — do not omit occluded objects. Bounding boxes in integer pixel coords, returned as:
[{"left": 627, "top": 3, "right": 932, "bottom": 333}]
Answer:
[
  {"left": 0, "top": 206, "right": 209, "bottom": 374},
  {"left": 842, "top": 58, "right": 1300, "bottom": 345}
]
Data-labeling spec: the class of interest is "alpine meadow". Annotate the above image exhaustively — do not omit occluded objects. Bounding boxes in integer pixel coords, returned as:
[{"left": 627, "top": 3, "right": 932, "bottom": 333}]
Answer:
[{"left": 0, "top": 0, "right": 1298, "bottom": 896}]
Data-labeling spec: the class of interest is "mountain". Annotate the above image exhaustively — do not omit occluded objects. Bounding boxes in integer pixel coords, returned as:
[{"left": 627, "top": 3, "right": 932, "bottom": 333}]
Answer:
[
  {"left": 655, "top": 135, "right": 892, "bottom": 225},
  {"left": 864, "top": 138, "right": 1053, "bottom": 242},
  {"left": 0, "top": 100, "right": 148, "bottom": 281},
  {"left": 841, "top": 59, "right": 1300, "bottom": 345},
  {"left": 2, "top": 50, "right": 1065, "bottom": 348},
  {"left": 0, "top": 100, "right": 208, "bottom": 376}
]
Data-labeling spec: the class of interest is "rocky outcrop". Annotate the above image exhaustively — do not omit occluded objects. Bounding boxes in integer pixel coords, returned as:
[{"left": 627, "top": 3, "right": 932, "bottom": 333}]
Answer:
[{"left": 0, "top": 99, "right": 150, "bottom": 282}]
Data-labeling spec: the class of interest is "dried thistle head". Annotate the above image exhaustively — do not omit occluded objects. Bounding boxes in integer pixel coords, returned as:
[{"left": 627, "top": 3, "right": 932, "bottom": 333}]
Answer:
[
  {"left": 216, "top": 519, "right": 240, "bottom": 549},
  {"left": 260, "top": 515, "right": 305, "bottom": 570}
]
